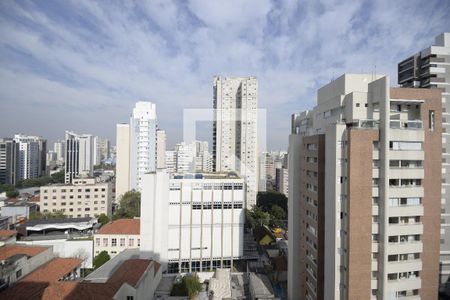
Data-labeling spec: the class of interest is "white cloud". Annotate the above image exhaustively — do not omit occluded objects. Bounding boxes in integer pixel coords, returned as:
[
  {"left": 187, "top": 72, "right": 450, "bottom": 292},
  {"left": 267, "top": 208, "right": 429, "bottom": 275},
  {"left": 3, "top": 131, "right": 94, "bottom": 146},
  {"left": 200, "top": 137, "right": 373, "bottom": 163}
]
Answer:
[{"left": 0, "top": 0, "right": 449, "bottom": 149}]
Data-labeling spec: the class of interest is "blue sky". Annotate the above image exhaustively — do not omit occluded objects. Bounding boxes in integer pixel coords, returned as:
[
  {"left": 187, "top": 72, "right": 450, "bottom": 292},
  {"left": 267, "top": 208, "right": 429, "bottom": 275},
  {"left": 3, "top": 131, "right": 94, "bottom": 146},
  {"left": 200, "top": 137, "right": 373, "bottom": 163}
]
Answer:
[{"left": 0, "top": 0, "right": 449, "bottom": 150}]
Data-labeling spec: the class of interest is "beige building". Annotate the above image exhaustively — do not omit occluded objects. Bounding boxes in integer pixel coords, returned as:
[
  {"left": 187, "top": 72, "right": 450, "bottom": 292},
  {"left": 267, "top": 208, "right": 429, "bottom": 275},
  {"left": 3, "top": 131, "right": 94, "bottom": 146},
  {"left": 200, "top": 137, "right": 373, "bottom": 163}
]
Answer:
[
  {"left": 40, "top": 178, "right": 112, "bottom": 218},
  {"left": 94, "top": 218, "right": 140, "bottom": 257},
  {"left": 288, "top": 74, "right": 441, "bottom": 299},
  {"left": 115, "top": 123, "right": 131, "bottom": 200},
  {"left": 213, "top": 76, "right": 259, "bottom": 208}
]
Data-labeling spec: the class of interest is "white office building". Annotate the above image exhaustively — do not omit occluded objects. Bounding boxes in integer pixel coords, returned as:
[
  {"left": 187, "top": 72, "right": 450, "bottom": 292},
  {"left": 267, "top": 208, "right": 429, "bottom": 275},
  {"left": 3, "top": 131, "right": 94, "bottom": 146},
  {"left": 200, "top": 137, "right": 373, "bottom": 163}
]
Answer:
[
  {"left": 213, "top": 76, "right": 259, "bottom": 208},
  {"left": 115, "top": 102, "right": 166, "bottom": 199},
  {"left": 93, "top": 136, "right": 110, "bottom": 166},
  {"left": 53, "top": 140, "right": 65, "bottom": 163},
  {"left": 140, "top": 170, "right": 245, "bottom": 273},
  {"left": 64, "top": 131, "right": 94, "bottom": 184}
]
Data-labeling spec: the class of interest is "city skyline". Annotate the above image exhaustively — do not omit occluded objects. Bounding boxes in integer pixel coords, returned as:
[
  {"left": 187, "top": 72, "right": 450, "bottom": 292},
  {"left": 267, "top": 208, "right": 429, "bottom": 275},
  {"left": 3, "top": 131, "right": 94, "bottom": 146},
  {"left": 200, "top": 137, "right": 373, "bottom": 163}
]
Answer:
[{"left": 1, "top": 1, "right": 449, "bottom": 149}]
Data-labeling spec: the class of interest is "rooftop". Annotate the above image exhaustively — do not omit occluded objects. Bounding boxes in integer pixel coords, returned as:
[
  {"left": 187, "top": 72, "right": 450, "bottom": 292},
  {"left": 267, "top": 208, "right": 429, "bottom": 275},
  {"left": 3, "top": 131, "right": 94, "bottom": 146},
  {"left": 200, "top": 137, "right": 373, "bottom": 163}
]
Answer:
[
  {"left": 97, "top": 218, "right": 140, "bottom": 235},
  {"left": 0, "top": 229, "right": 17, "bottom": 240},
  {"left": 172, "top": 172, "right": 241, "bottom": 180},
  {"left": 0, "top": 257, "right": 83, "bottom": 300},
  {"left": 0, "top": 244, "right": 49, "bottom": 260}
]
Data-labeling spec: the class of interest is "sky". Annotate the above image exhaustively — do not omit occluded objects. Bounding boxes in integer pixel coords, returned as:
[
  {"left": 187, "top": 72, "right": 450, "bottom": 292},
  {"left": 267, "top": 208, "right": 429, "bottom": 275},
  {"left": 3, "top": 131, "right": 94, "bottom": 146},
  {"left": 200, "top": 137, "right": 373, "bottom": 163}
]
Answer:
[{"left": 0, "top": 0, "right": 449, "bottom": 150}]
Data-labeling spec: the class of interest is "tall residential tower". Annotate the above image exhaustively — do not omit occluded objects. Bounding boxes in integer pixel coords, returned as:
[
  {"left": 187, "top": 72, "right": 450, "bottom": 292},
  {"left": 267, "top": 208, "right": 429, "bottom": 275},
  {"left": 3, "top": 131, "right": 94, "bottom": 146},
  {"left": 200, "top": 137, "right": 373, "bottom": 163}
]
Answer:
[
  {"left": 213, "top": 76, "right": 259, "bottom": 208},
  {"left": 288, "top": 74, "right": 441, "bottom": 299},
  {"left": 398, "top": 32, "right": 450, "bottom": 289}
]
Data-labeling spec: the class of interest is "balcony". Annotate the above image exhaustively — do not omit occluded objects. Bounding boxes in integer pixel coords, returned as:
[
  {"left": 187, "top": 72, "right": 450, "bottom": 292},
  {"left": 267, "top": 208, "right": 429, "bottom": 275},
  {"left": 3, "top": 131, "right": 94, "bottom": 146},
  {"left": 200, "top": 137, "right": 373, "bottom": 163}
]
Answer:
[
  {"left": 387, "top": 241, "right": 422, "bottom": 255},
  {"left": 389, "top": 120, "right": 422, "bottom": 130},
  {"left": 355, "top": 119, "right": 379, "bottom": 129},
  {"left": 387, "top": 260, "right": 422, "bottom": 273},
  {"left": 388, "top": 223, "right": 423, "bottom": 236}
]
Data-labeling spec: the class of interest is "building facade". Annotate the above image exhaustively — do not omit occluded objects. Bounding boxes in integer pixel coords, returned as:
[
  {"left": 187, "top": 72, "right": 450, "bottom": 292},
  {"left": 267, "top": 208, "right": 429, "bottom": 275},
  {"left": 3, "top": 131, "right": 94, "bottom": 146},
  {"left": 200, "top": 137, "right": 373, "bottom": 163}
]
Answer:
[
  {"left": 64, "top": 131, "right": 94, "bottom": 184},
  {"left": 288, "top": 74, "right": 441, "bottom": 299},
  {"left": 94, "top": 218, "right": 140, "bottom": 258},
  {"left": 93, "top": 137, "right": 110, "bottom": 166},
  {"left": 13, "top": 134, "right": 46, "bottom": 181},
  {"left": 165, "top": 140, "right": 213, "bottom": 174},
  {"left": 213, "top": 76, "right": 259, "bottom": 208},
  {"left": 140, "top": 170, "right": 245, "bottom": 273},
  {"left": 115, "top": 102, "right": 166, "bottom": 199},
  {"left": 39, "top": 177, "right": 112, "bottom": 218},
  {"left": 398, "top": 32, "right": 450, "bottom": 288},
  {"left": 0, "top": 138, "right": 16, "bottom": 185}
]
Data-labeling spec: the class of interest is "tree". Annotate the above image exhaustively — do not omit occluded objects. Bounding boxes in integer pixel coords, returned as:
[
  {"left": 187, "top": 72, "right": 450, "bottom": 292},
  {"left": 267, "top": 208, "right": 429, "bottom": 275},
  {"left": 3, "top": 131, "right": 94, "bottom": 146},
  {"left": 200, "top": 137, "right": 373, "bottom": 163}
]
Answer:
[
  {"left": 257, "top": 191, "right": 287, "bottom": 212},
  {"left": 97, "top": 213, "right": 109, "bottom": 226},
  {"left": 246, "top": 206, "right": 271, "bottom": 229},
  {"left": 113, "top": 191, "right": 141, "bottom": 219},
  {"left": 270, "top": 204, "right": 285, "bottom": 228},
  {"left": 184, "top": 273, "right": 203, "bottom": 299},
  {"left": 6, "top": 190, "right": 19, "bottom": 199},
  {"left": 93, "top": 251, "right": 110, "bottom": 269},
  {"left": 29, "top": 211, "right": 67, "bottom": 220},
  {"left": 170, "top": 273, "right": 202, "bottom": 298},
  {"left": 50, "top": 170, "right": 65, "bottom": 183},
  {"left": 0, "top": 184, "right": 15, "bottom": 193}
]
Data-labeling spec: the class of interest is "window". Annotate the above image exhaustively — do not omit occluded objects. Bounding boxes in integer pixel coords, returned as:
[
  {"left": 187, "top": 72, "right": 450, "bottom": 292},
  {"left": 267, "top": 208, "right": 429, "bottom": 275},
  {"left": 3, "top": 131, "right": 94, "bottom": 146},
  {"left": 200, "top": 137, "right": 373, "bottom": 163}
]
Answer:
[
  {"left": 16, "top": 269, "right": 22, "bottom": 278},
  {"left": 127, "top": 296, "right": 134, "bottom": 300},
  {"left": 103, "top": 238, "right": 108, "bottom": 246},
  {"left": 390, "top": 141, "right": 422, "bottom": 151},
  {"left": 129, "top": 238, "right": 134, "bottom": 247},
  {"left": 96, "top": 238, "right": 100, "bottom": 246},
  {"left": 120, "top": 238, "right": 125, "bottom": 247},
  {"left": 138, "top": 239, "right": 140, "bottom": 246},
  {"left": 429, "top": 110, "right": 435, "bottom": 130},
  {"left": 112, "top": 238, "right": 117, "bottom": 247}
]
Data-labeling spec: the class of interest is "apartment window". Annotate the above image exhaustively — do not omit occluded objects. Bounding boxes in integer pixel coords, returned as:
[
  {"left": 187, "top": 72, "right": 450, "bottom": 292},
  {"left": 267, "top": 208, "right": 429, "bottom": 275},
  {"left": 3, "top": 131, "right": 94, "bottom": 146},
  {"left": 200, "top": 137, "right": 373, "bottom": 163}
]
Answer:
[
  {"left": 127, "top": 296, "right": 134, "bottom": 300},
  {"left": 112, "top": 238, "right": 117, "bottom": 247},
  {"left": 103, "top": 238, "right": 108, "bottom": 246},
  {"left": 129, "top": 239, "right": 134, "bottom": 247},
  {"left": 138, "top": 239, "right": 140, "bottom": 246},
  {"left": 429, "top": 110, "right": 435, "bottom": 130},
  {"left": 96, "top": 238, "right": 100, "bottom": 246},
  {"left": 390, "top": 141, "right": 422, "bottom": 151},
  {"left": 16, "top": 269, "right": 22, "bottom": 279},
  {"left": 120, "top": 238, "right": 125, "bottom": 247},
  {"left": 356, "top": 103, "right": 360, "bottom": 107}
]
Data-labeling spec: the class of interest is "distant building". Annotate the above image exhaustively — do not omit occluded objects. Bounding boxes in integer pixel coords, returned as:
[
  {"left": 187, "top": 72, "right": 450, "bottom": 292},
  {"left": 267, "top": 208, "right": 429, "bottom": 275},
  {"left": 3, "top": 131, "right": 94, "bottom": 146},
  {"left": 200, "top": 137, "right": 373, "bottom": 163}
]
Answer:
[
  {"left": 275, "top": 167, "right": 288, "bottom": 197},
  {"left": 1, "top": 201, "right": 38, "bottom": 225},
  {"left": 141, "top": 171, "right": 244, "bottom": 273},
  {"left": 0, "top": 138, "right": 16, "bottom": 185},
  {"left": 165, "top": 140, "right": 213, "bottom": 174},
  {"left": 53, "top": 139, "right": 65, "bottom": 163},
  {"left": 64, "top": 131, "right": 94, "bottom": 183},
  {"left": 213, "top": 76, "right": 259, "bottom": 208},
  {"left": 94, "top": 218, "right": 140, "bottom": 258},
  {"left": 39, "top": 177, "right": 112, "bottom": 218},
  {"left": 13, "top": 134, "right": 47, "bottom": 181},
  {"left": 93, "top": 136, "right": 110, "bottom": 165},
  {"left": 115, "top": 102, "right": 166, "bottom": 199}
]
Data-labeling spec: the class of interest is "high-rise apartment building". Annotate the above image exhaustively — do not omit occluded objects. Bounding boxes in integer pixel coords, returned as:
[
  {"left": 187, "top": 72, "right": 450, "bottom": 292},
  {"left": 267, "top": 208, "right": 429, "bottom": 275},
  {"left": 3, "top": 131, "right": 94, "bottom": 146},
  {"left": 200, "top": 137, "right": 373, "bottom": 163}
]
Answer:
[
  {"left": 0, "top": 138, "right": 16, "bottom": 185},
  {"left": 64, "top": 131, "right": 94, "bottom": 184},
  {"left": 213, "top": 76, "right": 259, "bottom": 208},
  {"left": 13, "top": 134, "right": 47, "bottom": 181},
  {"left": 53, "top": 140, "right": 65, "bottom": 163},
  {"left": 140, "top": 170, "right": 245, "bottom": 273},
  {"left": 115, "top": 102, "right": 165, "bottom": 199},
  {"left": 288, "top": 74, "right": 441, "bottom": 299},
  {"left": 93, "top": 137, "right": 110, "bottom": 166},
  {"left": 165, "top": 141, "right": 213, "bottom": 174},
  {"left": 398, "top": 32, "right": 450, "bottom": 289}
]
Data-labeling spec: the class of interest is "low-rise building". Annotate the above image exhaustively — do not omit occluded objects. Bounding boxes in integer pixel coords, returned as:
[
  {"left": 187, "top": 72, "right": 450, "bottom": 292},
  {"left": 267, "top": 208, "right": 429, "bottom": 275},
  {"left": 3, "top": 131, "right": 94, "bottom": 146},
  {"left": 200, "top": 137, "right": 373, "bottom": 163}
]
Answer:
[
  {"left": 94, "top": 218, "right": 140, "bottom": 258},
  {"left": 0, "top": 201, "right": 38, "bottom": 226},
  {"left": 0, "top": 257, "right": 82, "bottom": 299},
  {"left": 0, "top": 244, "right": 53, "bottom": 287},
  {"left": 39, "top": 177, "right": 112, "bottom": 218},
  {"left": 1, "top": 248, "right": 161, "bottom": 300},
  {"left": 0, "top": 230, "right": 17, "bottom": 246}
]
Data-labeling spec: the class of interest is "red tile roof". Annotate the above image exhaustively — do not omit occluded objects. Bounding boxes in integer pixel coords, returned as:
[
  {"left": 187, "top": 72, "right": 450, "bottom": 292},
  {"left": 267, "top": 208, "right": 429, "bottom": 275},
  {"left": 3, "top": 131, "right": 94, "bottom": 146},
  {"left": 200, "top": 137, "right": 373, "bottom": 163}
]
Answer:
[
  {"left": 0, "top": 229, "right": 17, "bottom": 238},
  {"left": 28, "top": 195, "right": 40, "bottom": 202},
  {"left": 0, "top": 258, "right": 158, "bottom": 300},
  {"left": 0, "top": 244, "right": 48, "bottom": 260},
  {"left": 0, "top": 258, "right": 82, "bottom": 300},
  {"left": 97, "top": 218, "right": 140, "bottom": 235}
]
